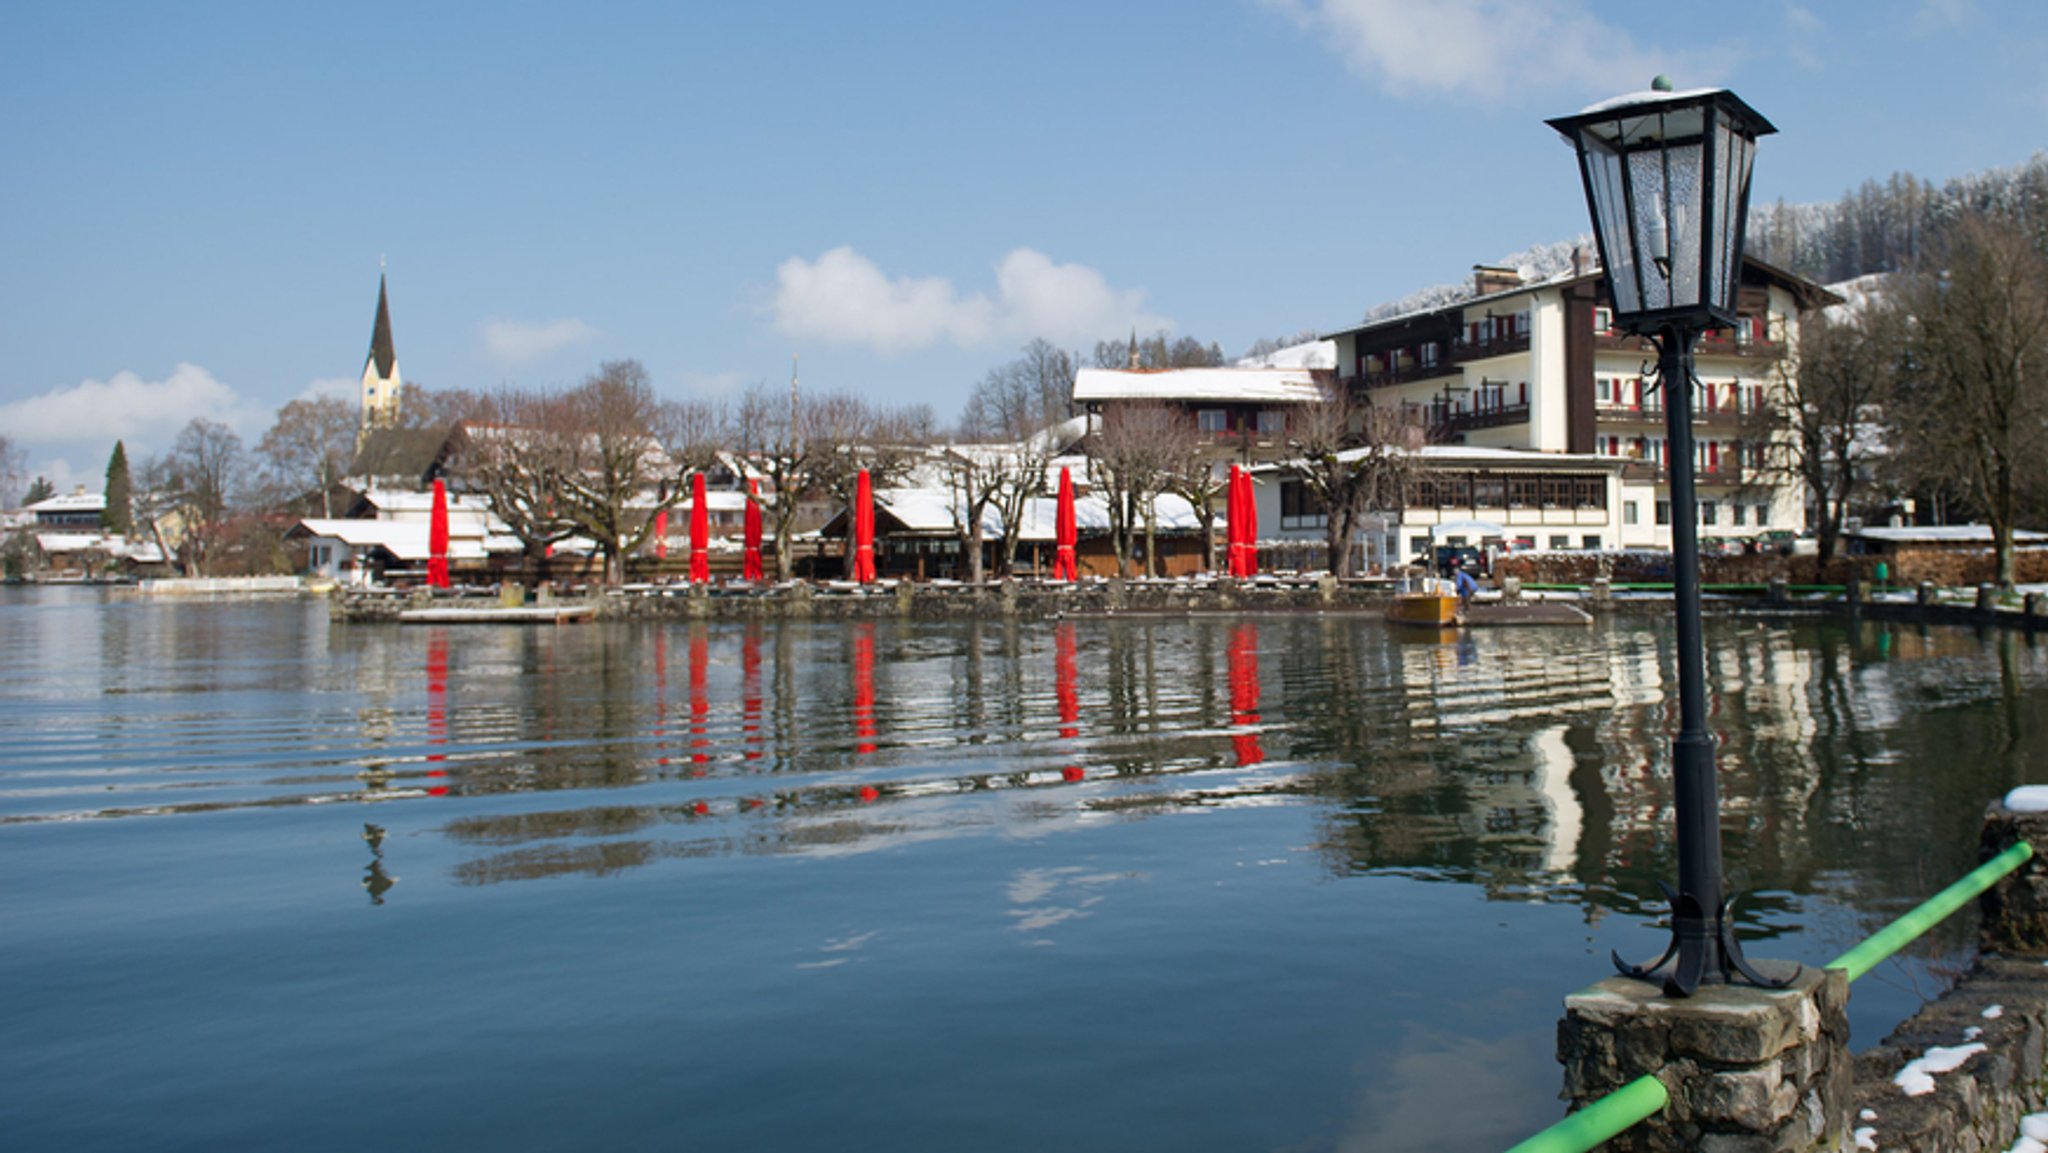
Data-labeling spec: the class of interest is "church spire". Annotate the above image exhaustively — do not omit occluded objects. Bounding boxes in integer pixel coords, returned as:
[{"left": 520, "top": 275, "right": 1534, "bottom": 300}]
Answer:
[{"left": 360, "top": 272, "right": 403, "bottom": 429}]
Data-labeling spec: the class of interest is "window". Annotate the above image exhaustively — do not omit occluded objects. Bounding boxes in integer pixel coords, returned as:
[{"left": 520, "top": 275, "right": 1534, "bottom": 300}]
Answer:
[
  {"left": 1594, "top": 306, "right": 1613, "bottom": 333},
  {"left": 1420, "top": 342, "right": 1439, "bottom": 368},
  {"left": 1596, "top": 377, "right": 1614, "bottom": 404},
  {"left": 1549, "top": 535, "right": 1570, "bottom": 550},
  {"left": 1656, "top": 500, "right": 1671, "bottom": 526},
  {"left": 1755, "top": 504, "right": 1770, "bottom": 528},
  {"left": 1732, "top": 504, "right": 1746, "bottom": 527},
  {"left": 1410, "top": 536, "right": 1430, "bottom": 558},
  {"left": 1472, "top": 475, "right": 1504, "bottom": 508},
  {"left": 1700, "top": 501, "right": 1718, "bottom": 526},
  {"left": 1198, "top": 409, "right": 1227, "bottom": 433},
  {"left": 1507, "top": 476, "right": 1540, "bottom": 508},
  {"left": 1624, "top": 501, "right": 1639, "bottom": 526},
  {"left": 1257, "top": 409, "right": 1285, "bottom": 434},
  {"left": 1279, "top": 480, "right": 1325, "bottom": 529},
  {"left": 1582, "top": 534, "right": 1602, "bottom": 550}
]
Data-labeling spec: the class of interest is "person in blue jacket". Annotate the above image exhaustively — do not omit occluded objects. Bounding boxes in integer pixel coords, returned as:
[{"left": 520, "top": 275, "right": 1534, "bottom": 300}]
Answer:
[{"left": 1452, "top": 560, "right": 1479, "bottom": 612}]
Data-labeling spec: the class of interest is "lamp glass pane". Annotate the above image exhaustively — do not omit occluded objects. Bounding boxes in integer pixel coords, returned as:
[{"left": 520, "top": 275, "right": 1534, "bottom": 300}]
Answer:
[
  {"left": 1580, "top": 129, "right": 1640, "bottom": 315},
  {"left": 1624, "top": 138, "right": 1704, "bottom": 313},
  {"left": 1712, "top": 122, "right": 1756, "bottom": 314}
]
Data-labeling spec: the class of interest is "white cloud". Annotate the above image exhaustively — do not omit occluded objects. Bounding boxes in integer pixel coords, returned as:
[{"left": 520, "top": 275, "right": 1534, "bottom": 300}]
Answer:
[
  {"left": 771, "top": 246, "right": 1169, "bottom": 353},
  {"left": 1261, "top": 0, "right": 1725, "bottom": 105},
  {"left": 477, "top": 317, "right": 599, "bottom": 366},
  {"left": 0, "top": 363, "right": 265, "bottom": 496},
  {"left": 0, "top": 364, "right": 248, "bottom": 447}
]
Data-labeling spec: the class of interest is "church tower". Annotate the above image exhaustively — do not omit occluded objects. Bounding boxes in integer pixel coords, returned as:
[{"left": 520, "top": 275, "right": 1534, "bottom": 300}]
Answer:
[{"left": 359, "top": 274, "right": 403, "bottom": 429}]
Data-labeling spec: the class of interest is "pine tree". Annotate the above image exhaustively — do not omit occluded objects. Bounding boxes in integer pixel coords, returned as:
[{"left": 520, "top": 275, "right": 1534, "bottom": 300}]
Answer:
[
  {"left": 24, "top": 476, "right": 54, "bottom": 505},
  {"left": 103, "top": 441, "right": 133, "bottom": 537}
]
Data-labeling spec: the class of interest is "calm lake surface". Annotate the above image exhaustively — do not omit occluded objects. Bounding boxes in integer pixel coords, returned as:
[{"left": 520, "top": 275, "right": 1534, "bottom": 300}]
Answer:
[{"left": 4, "top": 586, "right": 2046, "bottom": 1152}]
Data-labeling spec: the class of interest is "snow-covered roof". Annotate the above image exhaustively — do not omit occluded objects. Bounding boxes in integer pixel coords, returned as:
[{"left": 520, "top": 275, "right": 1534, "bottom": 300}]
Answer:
[
  {"left": 293, "top": 518, "right": 494, "bottom": 561},
  {"left": 34, "top": 532, "right": 166, "bottom": 562},
  {"left": 1850, "top": 525, "right": 2047, "bottom": 545},
  {"left": 1247, "top": 443, "right": 1626, "bottom": 473},
  {"left": 858, "top": 487, "right": 1201, "bottom": 540},
  {"left": 27, "top": 491, "right": 105, "bottom": 514},
  {"left": 1235, "top": 340, "right": 1336, "bottom": 370},
  {"left": 1073, "top": 366, "right": 1326, "bottom": 404}
]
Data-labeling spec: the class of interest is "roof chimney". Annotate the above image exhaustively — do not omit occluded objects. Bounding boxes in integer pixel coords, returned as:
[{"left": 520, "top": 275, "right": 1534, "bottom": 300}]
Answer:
[
  {"left": 1473, "top": 264, "right": 1523, "bottom": 296},
  {"left": 1571, "top": 246, "right": 1584, "bottom": 277}
]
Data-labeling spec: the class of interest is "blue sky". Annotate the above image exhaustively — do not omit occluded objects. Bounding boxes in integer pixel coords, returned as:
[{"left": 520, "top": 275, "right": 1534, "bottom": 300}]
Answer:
[{"left": 4, "top": 0, "right": 2045, "bottom": 492}]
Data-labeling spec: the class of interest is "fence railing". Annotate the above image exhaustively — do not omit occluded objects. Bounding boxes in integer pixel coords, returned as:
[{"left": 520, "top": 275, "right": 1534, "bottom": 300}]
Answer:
[{"left": 1501, "top": 839, "right": 2036, "bottom": 1153}]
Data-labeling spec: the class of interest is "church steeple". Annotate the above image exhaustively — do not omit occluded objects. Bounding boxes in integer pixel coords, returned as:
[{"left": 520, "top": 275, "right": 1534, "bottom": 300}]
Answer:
[{"left": 360, "top": 271, "right": 403, "bottom": 429}]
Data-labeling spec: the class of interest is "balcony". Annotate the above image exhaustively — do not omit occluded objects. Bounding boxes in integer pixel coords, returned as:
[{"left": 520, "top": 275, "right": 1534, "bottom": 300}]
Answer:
[
  {"left": 1595, "top": 404, "right": 1764, "bottom": 428},
  {"left": 1356, "top": 361, "right": 1458, "bottom": 388},
  {"left": 1443, "top": 402, "right": 1530, "bottom": 434},
  {"left": 1451, "top": 333, "right": 1531, "bottom": 363},
  {"left": 1593, "top": 328, "right": 1783, "bottom": 361}
]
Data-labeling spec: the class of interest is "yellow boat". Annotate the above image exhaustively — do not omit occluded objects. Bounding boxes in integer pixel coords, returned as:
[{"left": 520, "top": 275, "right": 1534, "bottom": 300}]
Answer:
[{"left": 1386, "top": 579, "right": 1464, "bottom": 627}]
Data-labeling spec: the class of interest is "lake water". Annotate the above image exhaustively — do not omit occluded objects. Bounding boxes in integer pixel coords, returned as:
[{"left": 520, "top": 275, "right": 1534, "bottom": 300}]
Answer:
[{"left": 4, "top": 586, "right": 2045, "bottom": 1151}]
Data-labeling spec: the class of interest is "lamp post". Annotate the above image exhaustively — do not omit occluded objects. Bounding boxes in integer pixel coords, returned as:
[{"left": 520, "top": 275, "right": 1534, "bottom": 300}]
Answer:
[{"left": 1548, "top": 78, "right": 1781, "bottom": 997}]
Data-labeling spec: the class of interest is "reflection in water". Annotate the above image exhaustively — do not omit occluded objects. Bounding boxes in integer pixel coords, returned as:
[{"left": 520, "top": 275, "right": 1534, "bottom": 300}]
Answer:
[
  {"left": 1229, "top": 622, "right": 1264, "bottom": 766},
  {"left": 7, "top": 600, "right": 2047, "bottom": 939},
  {"left": 11, "top": 589, "right": 2048, "bottom": 1153}
]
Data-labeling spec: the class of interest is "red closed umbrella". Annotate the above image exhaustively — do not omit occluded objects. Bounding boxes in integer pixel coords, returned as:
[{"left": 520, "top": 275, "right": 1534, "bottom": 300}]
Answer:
[
  {"left": 1054, "top": 466, "right": 1078, "bottom": 581},
  {"left": 652, "top": 509, "right": 668, "bottom": 560},
  {"left": 852, "top": 469, "right": 876, "bottom": 583},
  {"left": 1236, "top": 466, "right": 1260, "bottom": 577},
  {"left": 689, "top": 473, "right": 710, "bottom": 584},
  {"left": 427, "top": 479, "right": 451, "bottom": 589},
  {"left": 743, "top": 479, "right": 764, "bottom": 581}
]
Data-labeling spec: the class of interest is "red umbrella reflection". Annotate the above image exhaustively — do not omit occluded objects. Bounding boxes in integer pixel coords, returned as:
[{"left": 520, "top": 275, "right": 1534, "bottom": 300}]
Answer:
[
  {"left": 689, "top": 624, "right": 710, "bottom": 767},
  {"left": 427, "top": 478, "right": 451, "bottom": 589},
  {"left": 689, "top": 473, "right": 710, "bottom": 585},
  {"left": 852, "top": 469, "right": 876, "bottom": 584},
  {"left": 1055, "top": 621, "right": 1079, "bottom": 739},
  {"left": 1053, "top": 466, "right": 1078, "bottom": 582},
  {"left": 741, "top": 622, "right": 763, "bottom": 761},
  {"left": 1228, "top": 622, "right": 1264, "bottom": 766},
  {"left": 743, "top": 478, "right": 765, "bottom": 582},
  {"left": 853, "top": 622, "right": 877, "bottom": 754}
]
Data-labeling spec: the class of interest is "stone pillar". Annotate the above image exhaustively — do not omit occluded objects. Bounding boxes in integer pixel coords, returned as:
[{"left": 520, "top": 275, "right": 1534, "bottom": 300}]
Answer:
[
  {"left": 1590, "top": 577, "right": 1612, "bottom": 606},
  {"left": 1917, "top": 582, "right": 1937, "bottom": 607},
  {"left": 1768, "top": 577, "right": 1789, "bottom": 606},
  {"left": 1845, "top": 576, "right": 1863, "bottom": 605},
  {"left": 896, "top": 578, "right": 916, "bottom": 616},
  {"left": 1559, "top": 964, "right": 1850, "bottom": 1152},
  {"left": 1979, "top": 800, "right": 2048, "bottom": 956},
  {"left": 498, "top": 581, "right": 524, "bottom": 608},
  {"left": 1977, "top": 584, "right": 2000, "bottom": 615}
]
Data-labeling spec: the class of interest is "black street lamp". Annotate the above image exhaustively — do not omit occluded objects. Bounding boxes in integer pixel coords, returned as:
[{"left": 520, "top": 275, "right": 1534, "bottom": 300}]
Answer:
[{"left": 1548, "top": 78, "right": 1782, "bottom": 997}]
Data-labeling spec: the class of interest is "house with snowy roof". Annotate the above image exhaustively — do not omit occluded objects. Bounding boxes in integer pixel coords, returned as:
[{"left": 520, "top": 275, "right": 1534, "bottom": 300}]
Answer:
[{"left": 1071, "top": 365, "right": 1335, "bottom": 466}]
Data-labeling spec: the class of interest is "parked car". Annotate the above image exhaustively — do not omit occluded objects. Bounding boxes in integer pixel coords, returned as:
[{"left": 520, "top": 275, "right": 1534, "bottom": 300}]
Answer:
[{"left": 1417, "top": 545, "right": 1487, "bottom": 577}]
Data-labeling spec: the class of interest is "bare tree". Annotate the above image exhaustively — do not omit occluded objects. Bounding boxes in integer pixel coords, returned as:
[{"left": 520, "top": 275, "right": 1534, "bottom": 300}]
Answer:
[
  {"left": 158, "top": 418, "right": 248, "bottom": 577},
  {"left": 1766, "top": 302, "right": 1902, "bottom": 563},
  {"left": 954, "top": 341, "right": 1074, "bottom": 576},
  {"left": 257, "top": 396, "right": 360, "bottom": 517},
  {"left": 553, "top": 360, "right": 685, "bottom": 588},
  {"left": 1285, "top": 386, "right": 1424, "bottom": 577},
  {"left": 1155, "top": 411, "right": 1226, "bottom": 572},
  {"left": 733, "top": 382, "right": 817, "bottom": 581},
  {"left": 807, "top": 393, "right": 927, "bottom": 571},
  {"left": 447, "top": 389, "right": 578, "bottom": 584},
  {"left": 1892, "top": 213, "right": 2048, "bottom": 587},
  {"left": 1087, "top": 403, "right": 1179, "bottom": 577}
]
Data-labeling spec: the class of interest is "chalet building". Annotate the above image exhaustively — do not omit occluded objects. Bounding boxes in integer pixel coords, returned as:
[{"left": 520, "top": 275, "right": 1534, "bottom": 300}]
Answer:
[
  {"left": 1320, "top": 256, "right": 1838, "bottom": 551},
  {"left": 1071, "top": 365, "right": 1334, "bottom": 465}
]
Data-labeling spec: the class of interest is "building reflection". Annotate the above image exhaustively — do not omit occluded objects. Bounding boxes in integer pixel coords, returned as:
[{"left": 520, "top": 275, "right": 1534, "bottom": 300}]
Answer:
[{"left": 319, "top": 615, "right": 2046, "bottom": 929}]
